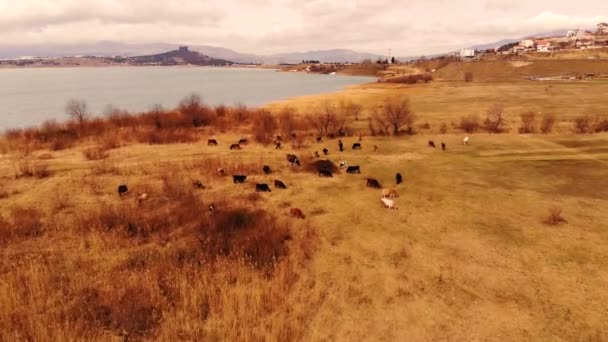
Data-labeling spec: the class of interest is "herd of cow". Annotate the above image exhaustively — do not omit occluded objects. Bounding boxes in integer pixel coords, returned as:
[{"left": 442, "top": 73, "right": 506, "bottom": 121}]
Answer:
[{"left": 116, "top": 135, "right": 471, "bottom": 217}]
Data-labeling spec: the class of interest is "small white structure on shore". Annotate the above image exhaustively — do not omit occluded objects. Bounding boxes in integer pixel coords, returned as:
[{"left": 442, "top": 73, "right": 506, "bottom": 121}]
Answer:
[{"left": 459, "top": 49, "right": 475, "bottom": 58}]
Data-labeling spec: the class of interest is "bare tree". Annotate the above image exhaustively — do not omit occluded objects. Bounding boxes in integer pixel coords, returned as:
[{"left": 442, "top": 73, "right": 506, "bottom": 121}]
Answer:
[
  {"left": 179, "top": 93, "right": 210, "bottom": 127},
  {"left": 308, "top": 101, "right": 337, "bottom": 137},
  {"left": 483, "top": 104, "right": 509, "bottom": 133},
  {"left": 66, "top": 99, "right": 89, "bottom": 131},
  {"left": 375, "top": 96, "right": 416, "bottom": 135},
  {"left": 278, "top": 107, "right": 297, "bottom": 137}
]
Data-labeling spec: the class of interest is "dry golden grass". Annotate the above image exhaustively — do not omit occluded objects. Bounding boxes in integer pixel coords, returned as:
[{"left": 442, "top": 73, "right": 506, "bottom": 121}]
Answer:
[{"left": 1, "top": 129, "right": 608, "bottom": 340}]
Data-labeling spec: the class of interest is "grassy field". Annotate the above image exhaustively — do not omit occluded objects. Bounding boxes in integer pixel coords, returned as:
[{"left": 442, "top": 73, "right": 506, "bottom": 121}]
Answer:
[
  {"left": 1, "top": 75, "right": 608, "bottom": 340},
  {"left": 1, "top": 131, "right": 608, "bottom": 340}
]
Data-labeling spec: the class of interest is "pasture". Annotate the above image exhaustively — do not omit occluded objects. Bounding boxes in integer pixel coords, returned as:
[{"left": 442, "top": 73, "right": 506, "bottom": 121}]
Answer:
[{"left": 1, "top": 130, "right": 607, "bottom": 340}]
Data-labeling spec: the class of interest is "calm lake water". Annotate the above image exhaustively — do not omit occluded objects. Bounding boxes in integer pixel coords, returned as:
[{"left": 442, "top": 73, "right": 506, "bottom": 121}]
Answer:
[{"left": 0, "top": 67, "right": 374, "bottom": 130}]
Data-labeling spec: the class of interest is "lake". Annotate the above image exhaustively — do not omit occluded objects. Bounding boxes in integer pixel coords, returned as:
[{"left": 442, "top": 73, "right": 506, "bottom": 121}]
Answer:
[{"left": 0, "top": 67, "right": 374, "bottom": 130}]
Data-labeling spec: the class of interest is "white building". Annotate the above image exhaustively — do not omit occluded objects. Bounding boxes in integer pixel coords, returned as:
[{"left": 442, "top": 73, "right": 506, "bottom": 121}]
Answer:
[
  {"left": 519, "top": 39, "right": 535, "bottom": 48},
  {"left": 459, "top": 49, "right": 475, "bottom": 58},
  {"left": 598, "top": 23, "right": 608, "bottom": 35},
  {"left": 536, "top": 40, "right": 551, "bottom": 52},
  {"left": 566, "top": 30, "right": 579, "bottom": 38}
]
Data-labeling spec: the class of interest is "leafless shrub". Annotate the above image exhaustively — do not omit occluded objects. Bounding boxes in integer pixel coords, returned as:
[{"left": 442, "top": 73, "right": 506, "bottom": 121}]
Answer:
[
  {"left": 373, "top": 96, "right": 416, "bottom": 135},
  {"left": 251, "top": 110, "right": 278, "bottom": 144},
  {"left": 0, "top": 207, "right": 44, "bottom": 245},
  {"left": 16, "top": 161, "right": 52, "bottom": 179},
  {"left": 83, "top": 146, "right": 109, "bottom": 161},
  {"left": 518, "top": 111, "right": 537, "bottom": 134},
  {"left": 483, "top": 104, "right": 509, "bottom": 133},
  {"left": 439, "top": 122, "right": 448, "bottom": 134},
  {"left": 543, "top": 207, "right": 568, "bottom": 226},
  {"left": 540, "top": 113, "right": 556, "bottom": 134},
  {"left": 66, "top": 99, "right": 89, "bottom": 133},
  {"left": 178, "top": 93, "right": 212, "bottom": 127},
  {"left": 459, "top": 114, "right": 481, "bottom": 133}
]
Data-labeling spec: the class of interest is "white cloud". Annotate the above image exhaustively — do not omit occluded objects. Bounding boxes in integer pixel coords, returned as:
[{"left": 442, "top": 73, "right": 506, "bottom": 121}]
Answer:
[{"left": 1, "top": 0, "right": 607, "bottom": 55}]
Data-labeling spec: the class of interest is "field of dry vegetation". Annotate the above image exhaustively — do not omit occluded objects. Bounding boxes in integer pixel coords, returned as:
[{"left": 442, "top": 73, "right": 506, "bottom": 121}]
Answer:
[{"left": 1, "top": 76, "right": 608, "bottom": 340}]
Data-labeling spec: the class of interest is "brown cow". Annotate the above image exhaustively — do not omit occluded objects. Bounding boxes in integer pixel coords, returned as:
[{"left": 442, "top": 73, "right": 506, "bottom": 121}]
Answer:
[{"left": 290, "top": 208, "right": 306, "bottom": 219}]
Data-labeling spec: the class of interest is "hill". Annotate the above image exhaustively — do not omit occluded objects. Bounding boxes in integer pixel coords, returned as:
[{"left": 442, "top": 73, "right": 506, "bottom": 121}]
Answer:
[{"left": 127, "top": 47, "right": 232, "bottom": 66}]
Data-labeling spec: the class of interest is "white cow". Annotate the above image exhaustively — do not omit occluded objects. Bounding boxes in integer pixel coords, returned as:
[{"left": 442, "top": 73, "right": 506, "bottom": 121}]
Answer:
[
  {"left": 381, "top": 197, "right": 399, "bottom": 210},
  {"left": 339, "top": 161, "right": 348, "bottom": 170},
  {"left": 463, "top": 136, "right": 469, "bottom": 145}
]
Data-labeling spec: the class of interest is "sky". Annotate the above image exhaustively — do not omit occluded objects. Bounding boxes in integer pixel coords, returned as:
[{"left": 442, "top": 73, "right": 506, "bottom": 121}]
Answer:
[{"left": 1, "top": 0, "right": 607, "bottom": 56}]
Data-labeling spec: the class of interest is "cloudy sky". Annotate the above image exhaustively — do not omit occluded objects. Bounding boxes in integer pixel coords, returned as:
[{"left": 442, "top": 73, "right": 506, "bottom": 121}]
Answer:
[{"left": 1, "top": 0, "right": 607, "bottom": 55}]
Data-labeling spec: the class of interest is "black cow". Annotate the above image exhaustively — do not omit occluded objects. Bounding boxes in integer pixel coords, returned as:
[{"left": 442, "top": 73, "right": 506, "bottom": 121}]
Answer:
[
  {"left": 276, "top": 135, "right": 283, "bottom": 142},
  {"left": 207, "top": 139, "right": 218, "bottom": 146},
  {"left": 286, "top": 154, "right": 300, "bottom": 166},
  {"left": 338, "top": 140, "right": 344, "bottom": 152},
  {"left": 366, "top": 178, "right": 381, "bottom": 189},
  {"left": 318, "top": 169, "right": 333, "bottom": 178},
  {"left": 255, "top": 183, "right": 272, "bottom": 192},
  {"left": 441, "top": 142, "right": 446, "bottom": 151},
  {"left": 263, "top": 165, "right": 272, "bottom": 174},
  {"left": 238, "top": 138, "right": 249, "bottom": 145},
  {"left": 352, "top": 143, "right": 361, "bottom": 150},
  {"left": 275, "top": 142, "right": 282, "bottom": 149},
  {"left": 346, "top": 166, "right": 361, "bottom": 174},
  {"left": 230, "top": 143, "right": 241, "bottom": 150},
  {"left": 316, "top": 136, "right": 322, "bottom": 143},
  {"left": 233, "top": 175, "right": 247, "bottom": 183},
  {"left": 118, "top": 184, "right": 129, "bottom": 196},
  {"left": 274, "top": 180, "right": 287, "bottom": 189},
  {"left": 323, "top": 148, "right": 329, "bottom": 155},
  {"left": 428, "top": 140, "right": 436, "bottom": 148},
  {"left": 396, "top": 173, "right": 403, "bottom": 185},
  {"left": 192, "top": 180, "right": 205, "bottom": 189}
]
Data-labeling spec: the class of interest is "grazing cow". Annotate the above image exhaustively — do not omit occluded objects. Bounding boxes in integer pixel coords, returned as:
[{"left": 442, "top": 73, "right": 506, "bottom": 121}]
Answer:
[
  {"left": 314, "top": 151, "right": 320, "bottom": 158},
  {"left": 263, "top": 165, "right": 272, "bottom": 174},
  {"left": 290, "top": 208, "right": 306, "bottom": 219},
  {"left": 323, "top": 148, "right": 329, "bottom": 155},
  {"left": 396, "top": 173, "right": 403, "bottom": 185},
  {"left": 274, "top": 180, "right": 287, "bottom": 189},
  {"left": 118, "top": 184, "right": 129, "bottom": 197},
  {"left": 463, "top": 136, "right": 469, "bottom": 145},
  {"left": 339, "top": 161, "right": 348, "bottom": 170},
  {"left": 238, "top": 138, "right": 249, "bottom": 145},
  {"left": 352, "top": 143, "right": 362, "bottom": 150},
  {"left": 338, "top": 140, "right": 344, "bottom": 152},
  {"left": 275, "top": 142, "right": 282, "bottom": 149},
  {"left": 286, "top": 154, "right": 301, "bottom": 166},
  {"left": 346, "top": 165, "right": 361, "bottom": 174},
  {"left": 428, "top": 140, "right": 436, "bottom": 148},
  {"left": 441, "top": 142, "right": 446, "bottom": 151},
  {"left": 233, "top": 175, "right": 247, "bottom": 183},
  {"left": 381, "top": 197, "right": 399, "bottom": 210},
  {"left": 381, "top": 188, "right": 399, "bottom": 198},
  {"left": 276, "top": 135, "right": 282, "bottom": 142},
  {"left": 316, "top": 136, "right": 322, "bottom": 143},
  {"left": 230, "top": 143, "right": 241, "bottom": 150},
  {"left": 192, "top": 180, "right": 205, "bottom": 189},
  {"left": 207, "top": 139, "right": 218, "bottom": 146},
  {"left": 217, "top": 168, "right": 225, "bottom": 176},
  {"left": 255, "top": 183, "right": 271, "bottom": 192},
  {"left": 318, "top": 169, "right": 333, "bottom": 178},
  {"left": 366, "top": 178, "right": 381, "bottom": 189}
]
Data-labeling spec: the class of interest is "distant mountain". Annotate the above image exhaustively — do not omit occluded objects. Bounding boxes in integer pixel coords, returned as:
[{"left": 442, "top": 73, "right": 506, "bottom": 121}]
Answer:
[
  {"left": 0, "top": 42, "right": 382, "bottom": 64},
  {"left": 127, "top": 47, "right": 232, "bottom": 66},
  {"left": 264, "top": 49, "right": 384, "bottom": 64}
]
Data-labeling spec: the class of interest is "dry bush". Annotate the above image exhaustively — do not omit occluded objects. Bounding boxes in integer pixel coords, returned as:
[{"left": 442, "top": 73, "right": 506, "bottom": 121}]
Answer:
[
  {"left": 419, "top": 122, "right": 431, "bottom": 130},
  {"left": 540, "top": 113, "right": 556, "bottom": 134},
  {"left": 573, "top": 115, "right": 594, "bottom": 133},
  {"left": 374, "top": 96, "right": 416, "bottom": 135},
  {"left": 459, "top": 114, "right": 480, "bottom": 133},
  {"left": 518, "top": 111, "right": 538, "bottom": 134},
  {"left": 16, "top": 160, "right": 52, "bottom": 179},
  {"left": 178, "top": 93, "right": 213, "bottom": 127},
  {"left": 137, "top": 128, "right": 198, "bottom": 145},
  {"left": 0, "top": 207, "right": 44, "bottom": 245},
  {"left": 464, "top": 71, "right": 474, "bottom": 82},
  {"left": 83, "top": 146, "right": 109, "bottom": 161},
  {"left": 592, "top": 116, "right": 608, "bottom": 133},
  {"left": 543, "top": 207, "right": 568, "bottom": 226},
  {"left": 384, "top": 73, "right": 432, "bottom": 84},
  {"left": 439, "top": 122, "right": 448, "bottom": 134},
  {"left": 251, "top": 110, "right": 278, "bottom": 144},
  {"left": 306, "top": 159, "right": 339, "bottom": 174},
  {"left": 484, "top": 104, "right": 509, "bottom": 133}
]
